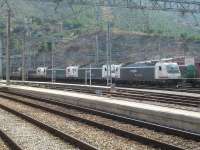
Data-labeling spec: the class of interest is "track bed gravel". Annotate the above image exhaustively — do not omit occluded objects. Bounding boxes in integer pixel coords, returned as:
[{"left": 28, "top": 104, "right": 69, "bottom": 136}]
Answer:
[
  {"left": 0, "top": 108, "right": 77, "bottom": 150},
  {"left": 0, "top": 137, "right": 9, "bottom": 150},
  {"left": 0, "top": 97, "right": 155, "bottom": 150},
  {"left": 5, "top": 93, "right": 199, "bottom": 150}
]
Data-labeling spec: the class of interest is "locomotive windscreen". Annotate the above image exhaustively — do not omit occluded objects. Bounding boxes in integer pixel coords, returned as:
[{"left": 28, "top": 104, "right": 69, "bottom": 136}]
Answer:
[{"left": 166, "top": 64, "right": 180, "bottom": 74}]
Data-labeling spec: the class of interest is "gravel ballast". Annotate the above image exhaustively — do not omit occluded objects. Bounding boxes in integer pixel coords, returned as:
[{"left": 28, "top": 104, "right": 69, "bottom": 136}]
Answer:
[
  {"left": 2, "top": 93, "right": 199, "bottom": 150},
  {"left": 0, "top": 137, "right": 9, "bottom": 150},
  {"left": 0, "top": 97, "right": 155, "bottom": 150},
  {"left": 0, "top": 108, "right": 77, "bottom": 150}
]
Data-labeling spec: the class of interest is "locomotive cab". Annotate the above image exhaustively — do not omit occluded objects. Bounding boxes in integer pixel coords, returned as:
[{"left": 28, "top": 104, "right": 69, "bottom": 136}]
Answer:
[
  {"left": 66, "top": 66, "right": 79, "bottom": 78},
  {"left": 155, "top": 62, "right": 181, "bottom": 80},
  {"left": 17, "top": 67, "right": 22, "bottom": 73},
  {"left": 102, "top": 64, "right": 121, "bottom": 79},
  {"left": 36, "top": 67, "right": 47, "bottom": 77},
  {"left": 10, "top": 67, "right": 22, "bottom": 80}
]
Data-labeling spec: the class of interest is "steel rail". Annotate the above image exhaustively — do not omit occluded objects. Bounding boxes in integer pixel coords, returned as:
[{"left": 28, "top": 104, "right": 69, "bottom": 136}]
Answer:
[
  {"left": 0, "top": 103, "right": 98, "bottom": 150},
  {"left": 116, "top": 88, "right": 200, "bottom": 100},
  {"left": 110, "top": 91, "right": 200, "bottom": 107},
  {"left": 1, "top": 88, "right": 200, "bottom": 140},
  {"left": 0, "top": 129, "right": 23, "bottom": 150},
  {"left": 3, "top": 80, "right": 200, "bottom": 94},
  {"left": 0, "top": 92, "right": 186, "bottom": 150},
  {"left": 115, "top": 88, "right": 200, "bottom": 103},
  {"left": 1, "top": 88, "right": 200, "bottom": 141}
]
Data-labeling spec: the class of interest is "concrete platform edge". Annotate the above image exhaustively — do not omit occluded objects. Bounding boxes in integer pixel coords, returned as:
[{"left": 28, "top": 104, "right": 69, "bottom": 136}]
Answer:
[{"left": 1, "top": 85, "right": 200, "bottom": 134}]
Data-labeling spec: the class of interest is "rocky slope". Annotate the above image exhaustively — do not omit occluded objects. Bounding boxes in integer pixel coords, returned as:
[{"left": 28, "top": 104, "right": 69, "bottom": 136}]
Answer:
[{"left": 33, "top": 31, "right": 200, "bottom": 68}]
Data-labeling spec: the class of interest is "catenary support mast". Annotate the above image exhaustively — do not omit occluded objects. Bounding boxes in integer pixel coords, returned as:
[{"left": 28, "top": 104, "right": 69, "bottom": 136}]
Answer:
[{"left": 6, "top": 8, "right": 11, "bottom": 85}]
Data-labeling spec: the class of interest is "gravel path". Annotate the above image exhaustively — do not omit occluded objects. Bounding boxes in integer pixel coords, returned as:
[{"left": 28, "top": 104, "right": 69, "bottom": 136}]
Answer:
[
  {"left": 0, "top": 98, "right": 155, "bottom": 150},
  {"left": 6, "top": 93, "right": 200, "bottom": 150},
  {"left": 0, "top": 137, "right": 9, "bottom": 150},
  {"left": 0, "top": 108, "right": 77, "bottom": 150}
]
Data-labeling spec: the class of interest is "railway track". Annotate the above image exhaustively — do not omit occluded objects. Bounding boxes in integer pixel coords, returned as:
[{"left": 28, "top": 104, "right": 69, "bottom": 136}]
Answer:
[
  {"left": 124, "top": 84, "right": 200, "bottom": 94},
  {"left": 0, "top": 129, "right": 22, "bottom": 150},
  {"left": 114, "top": 88, "right": 200, "bottom": 108},
  {"left": 0, "top": 90, "right": 199, "bottom": 150},
  {"left": 0, "top": 98, "right": 97, "bottom": 150},
  {"left": 3, "top": 79, "right": 200, "bottom": 94}
]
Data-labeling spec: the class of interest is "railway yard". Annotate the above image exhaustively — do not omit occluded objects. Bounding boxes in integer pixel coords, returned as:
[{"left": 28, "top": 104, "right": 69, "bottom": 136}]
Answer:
[
  {"left": 0, "top": 80, "right": 199, "bottom": 150},
  {"left": 1, "top": 0, "right": 200, "bottom": 149}
]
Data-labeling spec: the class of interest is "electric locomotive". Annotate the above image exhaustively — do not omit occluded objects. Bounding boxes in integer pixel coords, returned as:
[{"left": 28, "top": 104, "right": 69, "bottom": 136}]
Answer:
[{"left": 6, "top": 61, "right": 181, "bottom": 86}]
